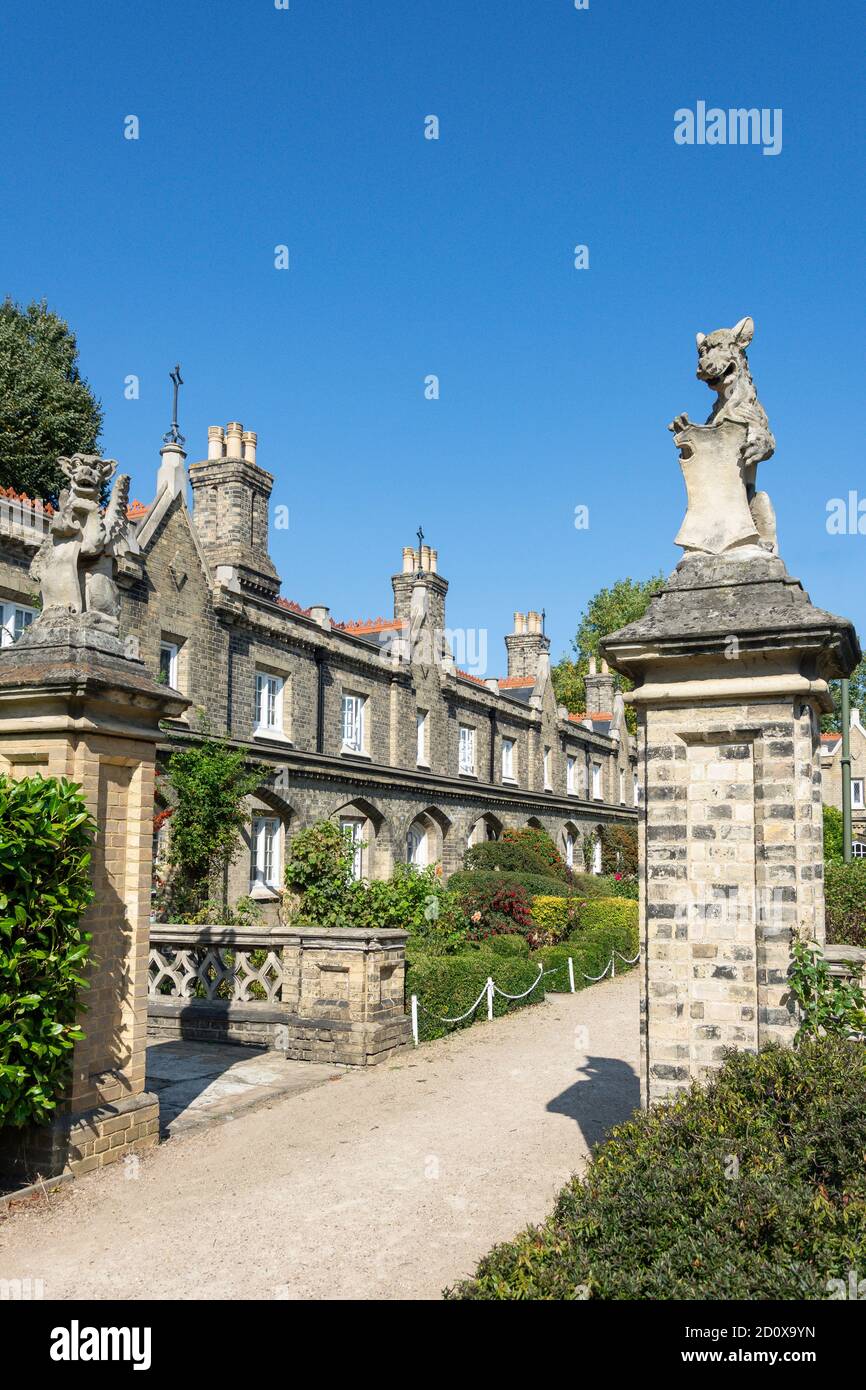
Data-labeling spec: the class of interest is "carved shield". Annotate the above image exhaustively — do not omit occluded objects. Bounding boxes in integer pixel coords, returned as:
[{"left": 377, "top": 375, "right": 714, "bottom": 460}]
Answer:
[{"left": 673, "top": 420, "right": 760, "bottom": 555}]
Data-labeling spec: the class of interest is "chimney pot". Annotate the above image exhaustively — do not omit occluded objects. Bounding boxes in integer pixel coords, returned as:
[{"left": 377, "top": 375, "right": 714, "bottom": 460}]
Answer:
[
  {"left": 225, "top": 422, "right": 244, "bottom": 459},
  {"left": 402, "top": 546, "right": 415, "bottom": 574},
  {"left": 207, "top": 426, "right": 225, "bottom": 460},
  {"left": 242, "top": 430, "right": 257, "bottom": 464}
]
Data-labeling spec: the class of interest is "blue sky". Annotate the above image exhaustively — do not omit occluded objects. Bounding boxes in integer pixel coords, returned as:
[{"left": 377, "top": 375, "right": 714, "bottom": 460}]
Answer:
[{"left": 2, "top": 0, "right": 864, "bottom": 671}]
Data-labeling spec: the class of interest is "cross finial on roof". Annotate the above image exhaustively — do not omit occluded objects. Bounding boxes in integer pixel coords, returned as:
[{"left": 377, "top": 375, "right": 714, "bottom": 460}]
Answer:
[{"left": 163, "top": 363, "right": 186, "bottom": 446}]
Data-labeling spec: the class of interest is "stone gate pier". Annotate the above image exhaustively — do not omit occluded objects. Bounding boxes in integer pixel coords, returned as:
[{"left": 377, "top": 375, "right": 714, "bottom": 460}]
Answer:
[
  {"left": 602, "top": 317, "right": 860, "bottom": 1106},
  {"left": 0, "top": 455, "right": 187, "bottom": 1183}
]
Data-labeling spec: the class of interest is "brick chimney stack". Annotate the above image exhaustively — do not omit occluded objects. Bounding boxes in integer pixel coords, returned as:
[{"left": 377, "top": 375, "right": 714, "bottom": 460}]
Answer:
[
  {"left": 504, "top": 610, "right": 550, "bottom": 680},
  {"left": 392, "top": 542, "right": 448, "bottom": 636},
  {"left": 584, "top": 656, "right": 616, "bottom": 714},
  {"left": 189, "top": 422, "right": 280, "bottom": 598}
]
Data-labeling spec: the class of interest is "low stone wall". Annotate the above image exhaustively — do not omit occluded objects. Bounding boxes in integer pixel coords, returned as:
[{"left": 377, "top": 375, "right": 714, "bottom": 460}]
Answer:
[{"left": 148, "top": 924, "right": 412, "bottom": 1065}]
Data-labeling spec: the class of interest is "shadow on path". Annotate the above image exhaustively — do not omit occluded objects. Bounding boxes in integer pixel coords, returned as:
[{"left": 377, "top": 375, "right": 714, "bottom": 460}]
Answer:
[{"left": 546, "top": 1054, "right": 640, "bottom": 1153}]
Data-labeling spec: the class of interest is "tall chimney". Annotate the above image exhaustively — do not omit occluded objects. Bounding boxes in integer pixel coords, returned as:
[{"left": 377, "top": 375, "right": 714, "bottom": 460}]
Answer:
[{"left": 504, "top": 609, "right": 550, "bottom": 680}]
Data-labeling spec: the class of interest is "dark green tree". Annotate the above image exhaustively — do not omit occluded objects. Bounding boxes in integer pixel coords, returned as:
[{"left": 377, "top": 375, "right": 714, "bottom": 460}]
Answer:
[
  {"left": 823, "top": 658, "right": 866, "bottom": 733},
  {"left": 552, "top": 574, "right": 665, "bottom": 722},
  {"left": 0, "top": 298, "right": 103, "bottom": 504}
]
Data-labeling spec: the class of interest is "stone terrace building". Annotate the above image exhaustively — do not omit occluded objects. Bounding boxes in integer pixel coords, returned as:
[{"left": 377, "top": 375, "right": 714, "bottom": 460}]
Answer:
[{"left": 0, "top": 423, "right": 638, "bottom": 919}]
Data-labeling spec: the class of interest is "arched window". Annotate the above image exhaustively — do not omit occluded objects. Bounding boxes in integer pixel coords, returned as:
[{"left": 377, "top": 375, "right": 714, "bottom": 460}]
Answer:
[{"left": 406, "top": 822, "right": 428, "bottom": 867}]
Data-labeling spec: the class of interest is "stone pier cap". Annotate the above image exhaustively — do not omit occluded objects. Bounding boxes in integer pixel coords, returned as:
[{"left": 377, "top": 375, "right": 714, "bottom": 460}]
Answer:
[
  {"left": 600, "top": 554, "right": 860, "bottom": 710},
  {"left": 0, "top": 624, "right": 188, "bottom": 731}
]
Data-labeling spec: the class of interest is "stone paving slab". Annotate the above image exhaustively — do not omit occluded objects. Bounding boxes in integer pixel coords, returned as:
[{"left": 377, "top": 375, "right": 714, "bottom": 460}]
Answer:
[{"left": 145, "top": 1040, "right": 342, "bottom": 1137}]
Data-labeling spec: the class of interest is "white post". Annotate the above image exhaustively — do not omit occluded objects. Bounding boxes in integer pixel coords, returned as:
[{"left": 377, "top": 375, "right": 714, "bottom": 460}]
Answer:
[
  {"left": 568, "top": 956, "right": 575, "bottom": 994},
  {"left": 611, "top": 953, "right": 616, "bottom": 979},
  {"left": 486, "top": 977, "right": 494, "bottom": 1021},
  {"left": 411, "top": 994, "right": 419, "bottom": 1047}
]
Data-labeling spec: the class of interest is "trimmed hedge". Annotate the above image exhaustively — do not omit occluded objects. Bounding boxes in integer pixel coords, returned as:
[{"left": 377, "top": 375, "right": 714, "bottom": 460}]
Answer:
[
  {"left": 446, "top": 869, "right": 572, "bottom": 900},
  {"left": 448, "top": 1037, "right": 866, "bottom": 1300},
  {"left": 537, "top": 916, "right": 639, "bottom": 992},
  {"left": 488, "top": 934, "right": 530, "bottom": 958},
  {"left": 447, "top": 869, "right": 622, "bottom": 901},
  {"left": 578, "top": 898, "right": 639, "bottom": 935},
  {"left": 407, "top": 948, "right": 545, "bottom": 1041},
  {"left": 824, "top": 860, "right": 866, "bottom": 948}
]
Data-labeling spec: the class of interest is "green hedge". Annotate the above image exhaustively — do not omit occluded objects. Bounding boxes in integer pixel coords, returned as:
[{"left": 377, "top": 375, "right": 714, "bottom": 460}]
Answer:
[
  {"left": 488, "top": 934, "right": 530, "bottom": 958},
  {"left": 578, "top": 898, "right": 638, "bottom": 935},
  {"left": 407, "top": 948, "right": 545, "bottom": 1041},
  {"left": 446, "top": 869, "right": 572, "bottom": 899},
  {"left": 0, "top": 774, "right": 95, "bottom": 1127},
  {"left": 824, "top": 861, "right": 866, "bottom": 947},
  {"left": 537, "top": 917, "right": 639, "bottom": 992},
  {"left": 448, "top": 1037, "right": 866, "bottom": 1300}
]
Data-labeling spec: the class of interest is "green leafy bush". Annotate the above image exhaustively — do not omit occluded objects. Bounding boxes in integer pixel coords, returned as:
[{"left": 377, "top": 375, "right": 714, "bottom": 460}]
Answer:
[
  {"left": 352, "top": 864, "right": 468, "bottom": 951},
  {"left": 448, "top": 1037, "right": 866, "bottom": 1300},
  {"left": 825, "top": 861, "right": 866, "bottom": 947},
  {"left": 823, "top": 804, "right": 844, "bottom": 867},
  {"left": 160, "top": 729, "right": 266, "bottom": 918},
  {"left": 284, "top": 820, "right": 355, "bottom": 927},
  {"left": 599, "top": 823, "right": 638, "bottom": 876},
  {"left": 501, "top": 827, "right": 567, "bottom": 878},
  {"left": 407, "top": 949, "right": 544, "bottom": 1041},
  {"left": 788, "top": 939, "right": 866, "bottom": 1040},
  {"left": 0, "top": 774, "right": 95, "bottom": 1127}
]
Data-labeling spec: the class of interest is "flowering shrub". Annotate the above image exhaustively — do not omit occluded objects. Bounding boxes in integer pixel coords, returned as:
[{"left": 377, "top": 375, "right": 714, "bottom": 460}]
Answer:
[{"left": 454, "top": 881, "right": 533, "bottom": 941}]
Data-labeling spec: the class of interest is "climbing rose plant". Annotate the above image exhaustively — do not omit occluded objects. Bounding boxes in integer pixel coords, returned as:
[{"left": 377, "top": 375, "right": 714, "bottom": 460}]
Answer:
[{"left": 0, "top": 774, "right": 95, "bottom": 1126}]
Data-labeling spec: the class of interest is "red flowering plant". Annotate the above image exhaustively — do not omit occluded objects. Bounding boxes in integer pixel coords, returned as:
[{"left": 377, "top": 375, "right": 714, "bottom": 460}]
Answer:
[{"left": 454, "top": 880, "right": 533, "bottom": 942}]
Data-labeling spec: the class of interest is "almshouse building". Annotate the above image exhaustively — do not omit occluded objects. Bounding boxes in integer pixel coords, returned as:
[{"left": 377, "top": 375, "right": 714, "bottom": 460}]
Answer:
[{"left": 0, "top": 421, "right": 639, "bottom": 918}]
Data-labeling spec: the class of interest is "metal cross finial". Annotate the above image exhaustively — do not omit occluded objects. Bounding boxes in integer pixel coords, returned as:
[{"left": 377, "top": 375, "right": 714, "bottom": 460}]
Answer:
[
  {"left": 541, "top": 608, "right": 546, "bottom": 635},
  {"left": 163, "top": 363, "right": 186, "bottom": 446},
  {"left": 415, "top": 525, "right": 425, "bottom": 574}
]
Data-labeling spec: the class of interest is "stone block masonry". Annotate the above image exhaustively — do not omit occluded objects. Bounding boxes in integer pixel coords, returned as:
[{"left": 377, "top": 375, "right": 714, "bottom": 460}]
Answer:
[{"left": 604, "top": 553, "right": 859, "bottom": 1107}]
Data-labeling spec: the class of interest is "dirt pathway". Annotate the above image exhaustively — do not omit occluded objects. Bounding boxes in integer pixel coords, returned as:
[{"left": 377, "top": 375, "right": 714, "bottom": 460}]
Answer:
[{"left": 0, "top": 974, "right": 639, "bottom": 1301}]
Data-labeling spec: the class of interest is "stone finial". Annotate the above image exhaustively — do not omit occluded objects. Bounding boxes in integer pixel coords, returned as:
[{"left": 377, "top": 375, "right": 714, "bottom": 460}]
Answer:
[
  {"left": 669, "top": 316, "right": 778, "bottom": 557},
  {"left": 26, "top": 455, "right": 131, "bottom": 643}
]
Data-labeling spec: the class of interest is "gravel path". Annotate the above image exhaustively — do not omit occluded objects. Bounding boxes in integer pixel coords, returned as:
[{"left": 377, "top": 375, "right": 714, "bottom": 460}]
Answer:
[{"left": 0, "top": 974, "right": 639, "bottom": 1301}]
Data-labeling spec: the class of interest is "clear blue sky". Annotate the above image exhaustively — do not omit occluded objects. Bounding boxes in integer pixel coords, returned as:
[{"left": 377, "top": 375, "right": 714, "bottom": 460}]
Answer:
[{"left": 2, "top": 0, "right": 864, "bottom": 671}]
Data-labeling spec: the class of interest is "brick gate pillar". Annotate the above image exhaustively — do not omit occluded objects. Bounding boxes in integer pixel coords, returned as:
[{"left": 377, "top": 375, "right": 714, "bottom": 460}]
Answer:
[
  {"left": 603, "top": 554, "right": 858, "bottom": 1108},
  {"left": 0, "top": 624, "right": 187, "bottom": 1181}
]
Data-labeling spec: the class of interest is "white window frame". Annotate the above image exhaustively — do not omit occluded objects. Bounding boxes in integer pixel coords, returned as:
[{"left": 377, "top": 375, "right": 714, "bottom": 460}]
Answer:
[
  {"left": 250, "top": 815, "right": 280, "bottom": 891},
  {"left": 254, "top": 669, "right": 285, "bottom": 737},
  {"left": 592, "top": 835, "right": 602, "bottom": 875},
  {"left": 619, "top": 768, "right": 626, "bottom": 804},
  {"left": 416, "top": 710, "right": 428, "bottom": 766},
  {"left": 565, "top": 831, "right": 575, "bottom": 869},
  {"left": 633, "top": 770, "right": 640, "bottom": 806},
  {"left": 340, "top": 816, "right": 366, "bottom": 880},
  {"left": 160, "top": 641, "right": 179, "bottom": 688},
  {"left": 458, "top": 725, "right": 476, "bottom": 776},
  {"left": 406, "top": 822, "right": 428, "bottom": 867},
  {"left": 852, "top": 778, "right": 865, "bottom": 811},
  {"left": 543, "top": 746, "right": 552, "bottom": 790},
  {"left": 501, "top": 737, "right": 515, "bottom": 782},
  {"left": 592, "top": 761, "right": 602, "bottom": 800},
  {"left": 341, "top": 692, "right": 366, "bottom": 754},
  {"left": 0, "top": 601, "right": 36, "bottom": 647},
  {"left": 853, "top": 841, "right": 866, "bottom": 858},
  {"left": 566, "top": 755, "right": 576, "bottom": 795}
]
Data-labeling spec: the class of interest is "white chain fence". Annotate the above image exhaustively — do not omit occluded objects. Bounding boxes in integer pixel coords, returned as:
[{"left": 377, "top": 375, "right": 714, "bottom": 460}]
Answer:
[{"left": 410, "top": 947, "right": 639, "bottom": 1046}]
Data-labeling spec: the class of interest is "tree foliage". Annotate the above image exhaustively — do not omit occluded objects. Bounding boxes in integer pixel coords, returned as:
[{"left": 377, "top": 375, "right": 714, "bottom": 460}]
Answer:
[
  {"left": 823, "top": 658, "right": 866, "bottom": 733},
  {"left": 0, "top": 297, "right": 103, "bottom": 504},
  {"left": 0, "top": 774, "right": 95, "bottom": 1126},
  {"left": 552, "top": 573, "right": 665, "bottom": 721}
]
